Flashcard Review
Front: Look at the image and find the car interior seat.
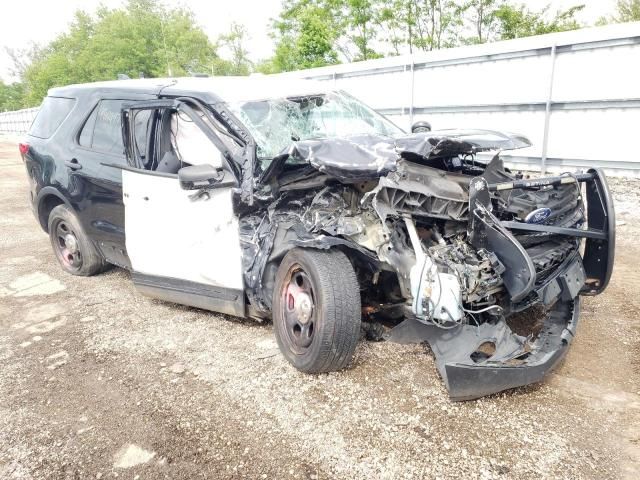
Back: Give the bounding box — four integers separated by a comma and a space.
153, 109, 182, 174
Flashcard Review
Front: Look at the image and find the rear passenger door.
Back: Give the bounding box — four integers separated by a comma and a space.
70, 95, 155, 268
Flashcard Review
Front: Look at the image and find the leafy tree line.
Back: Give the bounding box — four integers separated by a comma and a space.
1, 0, 639, 110
257, 0, 588, 72
1, 0, 252, 109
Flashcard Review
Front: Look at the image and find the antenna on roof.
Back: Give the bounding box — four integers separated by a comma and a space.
117, 74, 131, 80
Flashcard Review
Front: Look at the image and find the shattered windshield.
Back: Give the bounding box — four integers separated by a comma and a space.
226, 91, 404, 160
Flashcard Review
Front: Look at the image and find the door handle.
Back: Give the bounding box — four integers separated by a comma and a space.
65, 158, 82, 170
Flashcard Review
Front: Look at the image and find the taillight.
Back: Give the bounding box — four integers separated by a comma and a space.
18, 143, 30, 155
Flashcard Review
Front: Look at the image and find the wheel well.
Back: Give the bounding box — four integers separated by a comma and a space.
38, 195, 65, 232
260, 245, 372, 310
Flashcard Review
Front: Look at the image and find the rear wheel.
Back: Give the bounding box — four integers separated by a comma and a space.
272, 248, 361, 373
48, 204, 106, 276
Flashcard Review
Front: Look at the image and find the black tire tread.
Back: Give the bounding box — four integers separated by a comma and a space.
273, 248, 361, 374
312, 249, 361, 372
48, 204, 107, 277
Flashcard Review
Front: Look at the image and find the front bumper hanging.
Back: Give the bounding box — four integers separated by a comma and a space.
389, 297, 580, 401
387, 168, 615, 401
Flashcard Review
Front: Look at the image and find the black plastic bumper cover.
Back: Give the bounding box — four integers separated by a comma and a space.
581, 168, 615, 295
386, 168, 613, 401
388, 298, 579, 401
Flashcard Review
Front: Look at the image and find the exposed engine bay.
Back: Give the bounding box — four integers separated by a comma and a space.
121, 90, 614, 400
237, 130, 615, 400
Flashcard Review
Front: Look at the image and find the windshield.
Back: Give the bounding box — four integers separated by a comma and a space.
226, 91, 404, 160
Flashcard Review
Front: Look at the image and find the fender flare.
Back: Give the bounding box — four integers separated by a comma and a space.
35, 187, 74, 232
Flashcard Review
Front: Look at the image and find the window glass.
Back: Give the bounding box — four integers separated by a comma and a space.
133, 110, 152, 163
79, 100, 151, 159
29, 97, 75, 139
78, 105, 98, 147
91, 100, 126, 155
226, 91, 403, 160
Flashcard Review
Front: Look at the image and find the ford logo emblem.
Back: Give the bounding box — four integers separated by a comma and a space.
525, 207, 552, 224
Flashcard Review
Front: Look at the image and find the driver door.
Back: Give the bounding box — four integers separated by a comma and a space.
120, 101, 245, 317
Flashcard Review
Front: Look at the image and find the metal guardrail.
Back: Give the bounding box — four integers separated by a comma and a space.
378, 98, 640, 115
285, 23, 640, 177
2, 25, 639, 177
0, 107, 39, 135
304, 35, 640, 81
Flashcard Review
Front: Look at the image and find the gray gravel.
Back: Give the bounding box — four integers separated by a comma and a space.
1, 140, 639, 479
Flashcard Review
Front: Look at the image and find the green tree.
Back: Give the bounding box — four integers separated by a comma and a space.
376, 0, 415, 54
615, 0, 640, 20
377, 1, 465, 54
464, 0, 503, 44
598, 0, 640, 24
414, 1, 465, 50
21, 0, 219, 105
268, 0, 341, 72
495, 3, 584, 40
0, 81, 27, 111
268, 0, 383, 69
343, 0, 383, 60
213, 23, 253, 75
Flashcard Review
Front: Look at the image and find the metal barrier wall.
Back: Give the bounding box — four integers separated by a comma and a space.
0, 107, 39, 135
279, 22, 640, 177
2, 22, 639, 176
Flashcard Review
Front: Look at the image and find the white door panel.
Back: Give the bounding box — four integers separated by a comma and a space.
122, 169, 244, 290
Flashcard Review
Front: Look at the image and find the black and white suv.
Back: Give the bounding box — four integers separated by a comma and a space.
20, 77, 615, 400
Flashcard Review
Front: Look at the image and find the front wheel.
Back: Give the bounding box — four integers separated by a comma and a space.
272, 248, 361, 373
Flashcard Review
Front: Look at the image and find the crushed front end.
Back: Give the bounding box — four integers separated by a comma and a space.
241, 129, 615, 400
381, 159, 615, 400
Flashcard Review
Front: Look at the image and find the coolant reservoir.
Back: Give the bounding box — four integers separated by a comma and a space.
410, 256, 463, 322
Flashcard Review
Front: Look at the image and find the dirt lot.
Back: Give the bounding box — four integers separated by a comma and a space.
0, 139, 639, 480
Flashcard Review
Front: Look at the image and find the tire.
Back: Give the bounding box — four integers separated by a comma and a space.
272, 248, 361, 373
47, 204, 107, 276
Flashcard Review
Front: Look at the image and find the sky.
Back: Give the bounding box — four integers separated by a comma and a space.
0, 0, 619, 82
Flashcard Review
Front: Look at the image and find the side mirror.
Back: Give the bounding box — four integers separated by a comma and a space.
178, 164, 224, 190
411, 121, 432, 133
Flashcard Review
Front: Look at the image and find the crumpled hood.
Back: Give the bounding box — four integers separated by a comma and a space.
286, 129, 531, 180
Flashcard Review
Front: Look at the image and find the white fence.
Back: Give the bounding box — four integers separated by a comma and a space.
279, 22, 640, 177
0, 107, 39, 135
2, 22, 639, 176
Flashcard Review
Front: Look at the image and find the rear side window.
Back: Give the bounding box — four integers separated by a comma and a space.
79, 100, 126, 155
29, 97, 75, 139
79, 100, 150, 157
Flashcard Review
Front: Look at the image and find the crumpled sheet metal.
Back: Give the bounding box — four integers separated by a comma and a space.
424, 129, 532, 154
287, 134, 400, 180
387, 298, 579, 401
286, 130, 531, 180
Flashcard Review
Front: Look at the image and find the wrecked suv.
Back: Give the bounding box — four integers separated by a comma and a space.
21, 77, 615, 400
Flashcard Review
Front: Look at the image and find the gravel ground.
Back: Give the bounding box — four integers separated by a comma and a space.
1, 139, 639, 479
